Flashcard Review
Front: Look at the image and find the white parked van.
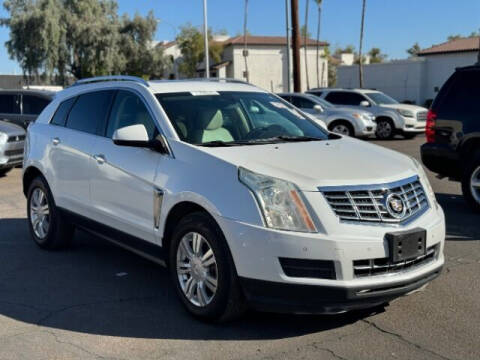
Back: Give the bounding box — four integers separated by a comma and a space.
23, 76, 445, 321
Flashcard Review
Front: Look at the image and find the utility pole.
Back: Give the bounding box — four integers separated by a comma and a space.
203, 0, 210, 78
358, 0, 366, 88
285, 0, 291, 92
291, 0, 301, 92
243, 0, 249, 82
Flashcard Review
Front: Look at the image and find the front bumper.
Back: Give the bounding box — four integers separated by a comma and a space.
217, 196, 445, 313
401, 116, 426, 133
0, 140, 24, 169
240, 266, 442, 313
354, 120, 377, 137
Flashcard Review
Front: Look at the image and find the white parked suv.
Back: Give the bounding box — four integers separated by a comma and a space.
23, 76, 445, 321
308, 88, 428, 140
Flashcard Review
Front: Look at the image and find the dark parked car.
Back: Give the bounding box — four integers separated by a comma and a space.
0, 89, 53, 129
421, 65, 480, 211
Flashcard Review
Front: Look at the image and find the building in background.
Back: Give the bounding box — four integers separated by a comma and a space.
163, 35, 329, 93
336, 37, 480, 106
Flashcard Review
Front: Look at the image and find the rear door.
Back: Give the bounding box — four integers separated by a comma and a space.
90, 90, 161, 243
0, 93, 22, 127
54, 90, 115, 217
432, 69, 480, 149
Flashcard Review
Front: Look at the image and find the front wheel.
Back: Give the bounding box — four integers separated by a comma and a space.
375, 118, 395, 140
462, 151, 480, 212
169, 212, 246, 322
329, 121, 354, 137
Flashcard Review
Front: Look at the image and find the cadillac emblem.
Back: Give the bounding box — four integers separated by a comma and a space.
385, 193, 406, 219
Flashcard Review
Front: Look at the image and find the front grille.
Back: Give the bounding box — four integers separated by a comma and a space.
321, 176, 429, 224
353, 245, 438, 277
4, 149, 23, 156
416, 111, 427, 121
7, 135, 25, 143
279, 258, 336, 279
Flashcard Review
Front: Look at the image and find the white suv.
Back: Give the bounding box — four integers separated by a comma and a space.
308, 88, 428, 140
23, 76, 445, 321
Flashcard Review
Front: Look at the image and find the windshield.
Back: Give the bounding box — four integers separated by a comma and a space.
365, 92, 398, 105
305, 94, 334, 109
155, 91, 330, 146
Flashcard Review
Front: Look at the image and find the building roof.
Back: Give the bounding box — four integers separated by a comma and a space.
418, 37, 480, 56
223, 35, 328, 47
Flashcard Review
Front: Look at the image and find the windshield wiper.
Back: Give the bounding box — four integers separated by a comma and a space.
268, 135, 324, 142
198, 140, 256, 147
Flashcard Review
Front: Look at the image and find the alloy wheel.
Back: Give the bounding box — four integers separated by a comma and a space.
30, 188, 50, 239
332, 124, 351, 136
470, 166, 480, 204
377, 120, 392, 138
176, 232, 218, 307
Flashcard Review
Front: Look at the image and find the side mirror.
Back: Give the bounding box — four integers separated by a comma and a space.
250, 105, 261, 114
112, 124, 168, 154
313, 104, 324, 113
360, 100, 371, 107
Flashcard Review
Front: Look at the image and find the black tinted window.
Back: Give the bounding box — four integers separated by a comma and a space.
23, 95, 50, 115
106, 91, 157, 139
291, 96, 315, 109
51, 97, 76, 127
435, 70, 480, 123
325, 91, 366, 105
0, 94, 21, 114
66, 91, 114, 135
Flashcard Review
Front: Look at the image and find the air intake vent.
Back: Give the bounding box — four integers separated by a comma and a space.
279, 258, 336, 279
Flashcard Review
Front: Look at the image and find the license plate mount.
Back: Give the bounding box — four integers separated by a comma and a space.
386, 228, 426, 263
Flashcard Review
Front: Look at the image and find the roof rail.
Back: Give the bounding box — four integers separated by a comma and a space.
73, 75, 149, 87
182, 77, 250, 85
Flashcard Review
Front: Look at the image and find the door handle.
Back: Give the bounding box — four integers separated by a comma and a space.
93, 154, 106, 165
52, 137, 60, 146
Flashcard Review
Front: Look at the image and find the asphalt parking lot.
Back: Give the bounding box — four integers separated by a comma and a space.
0, 136, 478, 360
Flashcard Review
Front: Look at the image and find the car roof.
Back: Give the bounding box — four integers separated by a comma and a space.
148, 79, 266, 94
320, 88, 381, 94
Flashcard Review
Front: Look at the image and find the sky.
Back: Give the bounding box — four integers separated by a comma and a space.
0, 0, 479, 74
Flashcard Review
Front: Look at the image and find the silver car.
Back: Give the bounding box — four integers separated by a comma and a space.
0, 120, 25, 176
278, 93, 376, 138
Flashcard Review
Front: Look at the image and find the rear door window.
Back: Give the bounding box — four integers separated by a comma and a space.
325, 91, 366, 106
23, 95, 50, 115
0, 94, 21, 114
65, 91, 115, 135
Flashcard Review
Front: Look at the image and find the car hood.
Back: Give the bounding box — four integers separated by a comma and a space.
0, 120, 25, 137
381, 104, 427, 112
200, 137, 417, 191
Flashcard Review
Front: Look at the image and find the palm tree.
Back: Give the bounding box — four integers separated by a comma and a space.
358, 0, 366, 88
304, 0, 310, 90
315, 0, 322, 88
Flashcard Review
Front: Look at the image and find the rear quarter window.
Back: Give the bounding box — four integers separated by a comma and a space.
51, 97, 76, 127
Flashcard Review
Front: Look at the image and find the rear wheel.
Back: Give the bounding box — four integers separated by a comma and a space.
375, 118, 395, 140
329, 121, 354, 137
462, 151, 480, 212
169, 212, 246, 322
27, 177, 74, 249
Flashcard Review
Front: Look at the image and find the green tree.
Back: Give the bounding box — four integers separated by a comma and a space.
447, 34, 462, 41
407, 42, 421, 57
368, 47, 386, 63
176, 24, 223, 78
118, 11, 168, 78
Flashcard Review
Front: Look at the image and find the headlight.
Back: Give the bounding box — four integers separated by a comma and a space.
0, 133, 7, 144
411, 157, 436, 205
239, 167, 317, 232
352, 113, 361, 119
396, 109, 415, 118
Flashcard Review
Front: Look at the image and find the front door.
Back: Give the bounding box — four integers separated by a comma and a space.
90, 90, 161, 243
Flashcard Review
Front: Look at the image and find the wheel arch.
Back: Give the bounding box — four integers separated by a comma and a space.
23, 166, 48, 197
328, 119, 355, 133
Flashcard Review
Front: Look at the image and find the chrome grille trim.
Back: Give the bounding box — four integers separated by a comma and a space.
353, 245, 438, 277
320, 176, 429, 224
416, 111, 428, 121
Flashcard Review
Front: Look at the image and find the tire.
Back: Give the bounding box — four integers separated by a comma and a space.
403, 133, 417, 140
461, 151, 480, 213
0, 168, 12, 177
375, 118, 395, 140
169, 212, 247, 322
329, 121, 354, 137
27, 176, 74, 249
